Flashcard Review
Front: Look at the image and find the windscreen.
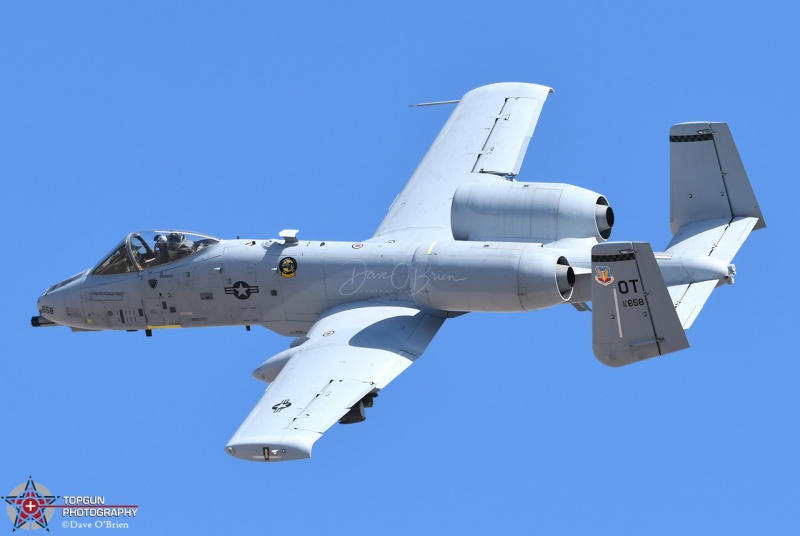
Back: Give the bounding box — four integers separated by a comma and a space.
92, 231, 220, 275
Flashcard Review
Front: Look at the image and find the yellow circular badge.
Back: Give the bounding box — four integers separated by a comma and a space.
279, 257, 297, 278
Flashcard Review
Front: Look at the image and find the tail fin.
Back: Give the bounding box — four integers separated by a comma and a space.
591, 242, 689, 366
662, 122, 766, 328
590, 123, 765, 366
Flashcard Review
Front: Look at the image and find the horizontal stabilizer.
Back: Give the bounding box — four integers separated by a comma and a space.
666, 280, 717, 329
592, 242, 689, 366
664, 216, 759, 328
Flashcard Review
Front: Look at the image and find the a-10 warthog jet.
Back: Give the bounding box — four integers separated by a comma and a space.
33, 83, 765, 462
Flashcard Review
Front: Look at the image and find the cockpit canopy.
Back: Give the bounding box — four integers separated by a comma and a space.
93, 230, 220, 276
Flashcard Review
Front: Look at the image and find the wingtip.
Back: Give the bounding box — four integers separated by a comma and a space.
225, 430, 318, 462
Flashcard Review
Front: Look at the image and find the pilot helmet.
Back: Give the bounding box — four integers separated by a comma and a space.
154, 234, 167, 247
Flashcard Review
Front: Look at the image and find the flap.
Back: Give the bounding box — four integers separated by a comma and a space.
472, 96, 546, 177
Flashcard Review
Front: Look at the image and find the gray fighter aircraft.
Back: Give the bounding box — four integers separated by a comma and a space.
33, 83, 765, 462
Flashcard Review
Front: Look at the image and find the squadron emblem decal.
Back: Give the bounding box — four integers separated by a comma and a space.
279, 257, 298, 278
594, 266, 615, 286
225, 281, 260, 300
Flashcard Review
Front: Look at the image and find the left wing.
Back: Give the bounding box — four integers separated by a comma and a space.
225, 301, 445, 462
372, 82, 553, 243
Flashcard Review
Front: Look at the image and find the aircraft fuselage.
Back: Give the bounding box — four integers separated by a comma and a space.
36, 235, 581, 337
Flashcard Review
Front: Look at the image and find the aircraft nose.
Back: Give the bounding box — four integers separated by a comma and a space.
33, 271, 87, 328
36, 291, 60, 322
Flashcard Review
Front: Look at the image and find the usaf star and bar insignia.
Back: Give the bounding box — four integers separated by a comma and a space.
225, 281, 260, 300
224, 257, 298, 301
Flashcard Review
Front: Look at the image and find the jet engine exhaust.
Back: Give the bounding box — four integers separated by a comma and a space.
556, 256, 576, 298
595, 201, 614, 239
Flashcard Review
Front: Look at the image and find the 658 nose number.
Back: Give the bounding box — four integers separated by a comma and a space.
40, 306, 54, 315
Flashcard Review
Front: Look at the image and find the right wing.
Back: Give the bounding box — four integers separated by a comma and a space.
372, 82, 553, 243
225, 301, 445, 462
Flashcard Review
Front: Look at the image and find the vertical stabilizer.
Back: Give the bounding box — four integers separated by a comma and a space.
670, 122, 765, 234
592, 242, 689, 367
664, 122, 765, 328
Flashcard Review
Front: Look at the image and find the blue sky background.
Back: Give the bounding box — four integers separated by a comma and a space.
2, 2, 798, 534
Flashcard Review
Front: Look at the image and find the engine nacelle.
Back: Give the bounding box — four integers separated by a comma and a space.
410, 241, 575, 312
451, 180, 614, 243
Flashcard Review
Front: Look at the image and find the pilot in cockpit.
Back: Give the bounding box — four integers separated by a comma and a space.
154, 234, 170, 263
140, 232, 198, 268
167, 232, 193, 260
